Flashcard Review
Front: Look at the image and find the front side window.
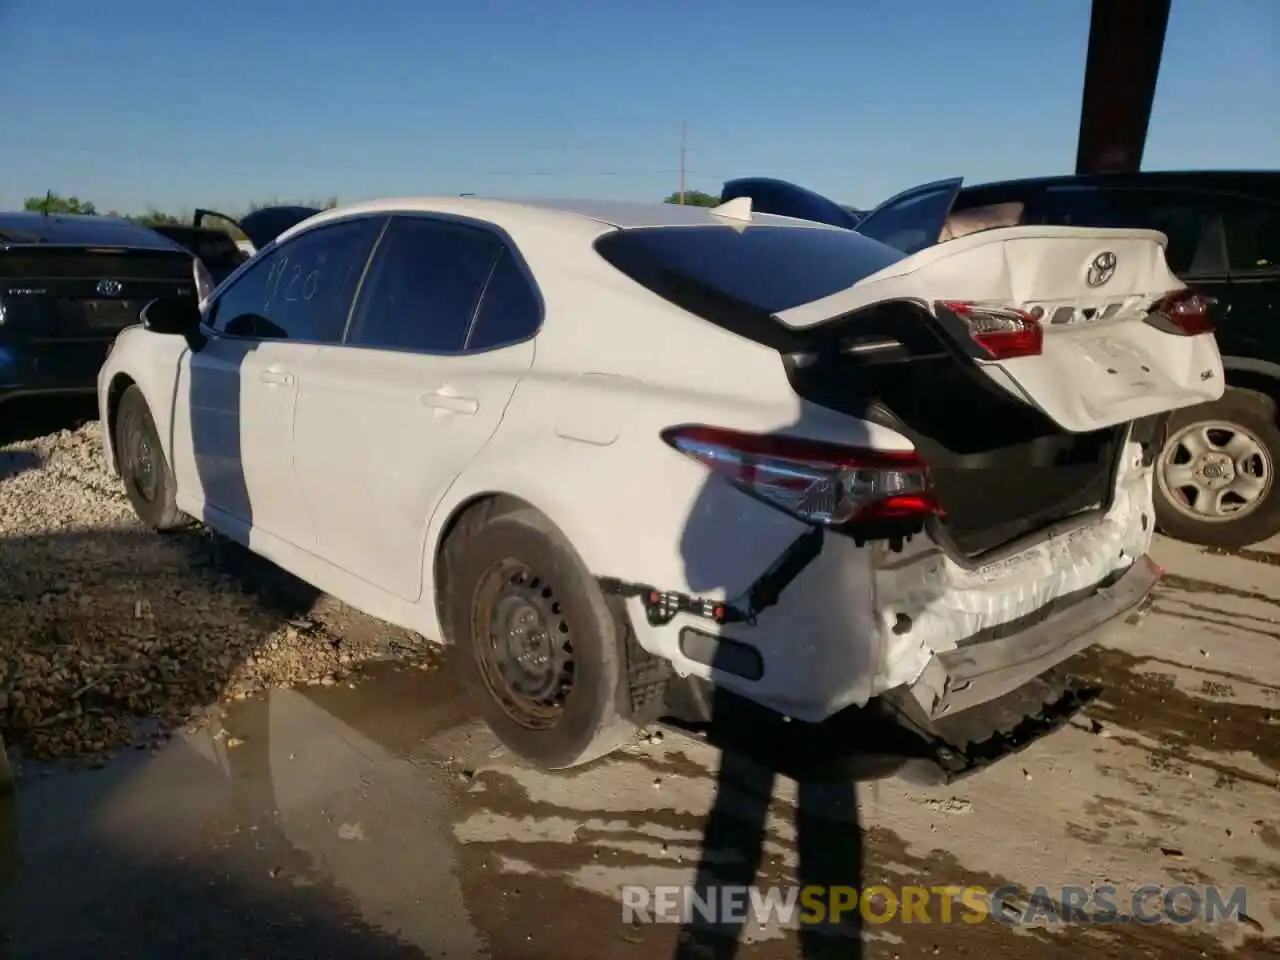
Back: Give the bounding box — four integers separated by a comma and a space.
208, 216, 383, 341
346, 216, 503, 353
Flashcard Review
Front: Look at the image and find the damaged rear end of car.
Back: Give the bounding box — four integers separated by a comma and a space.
591, 204, 1222, 771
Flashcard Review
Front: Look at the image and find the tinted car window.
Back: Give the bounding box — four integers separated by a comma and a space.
347, 216, 502, 353
1224, 203, 1280, 272
1043, 188, 1209, 275
466, 248, 541, 351
155, 227, 245, 271
210, 217, 382, 341
855, 181, 962, 255
595, 224, 902, 315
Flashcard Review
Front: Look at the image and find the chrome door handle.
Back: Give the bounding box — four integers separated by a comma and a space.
259, 370, 294, 386
419, 391, 479, 415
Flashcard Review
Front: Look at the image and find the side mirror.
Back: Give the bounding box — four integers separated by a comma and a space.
140, 298, 202, 337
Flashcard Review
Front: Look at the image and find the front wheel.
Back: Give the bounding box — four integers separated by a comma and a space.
115, 385, 189, 531
443, 507, 638, 769
1153, 388, 1280, 549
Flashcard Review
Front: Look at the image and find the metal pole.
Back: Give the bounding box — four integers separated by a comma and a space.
679, 122, 687, 204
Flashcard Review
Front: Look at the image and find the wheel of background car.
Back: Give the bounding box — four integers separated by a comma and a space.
115, 385, 188, 532
1153, 388, 1280, 549
443, 506, 637, 769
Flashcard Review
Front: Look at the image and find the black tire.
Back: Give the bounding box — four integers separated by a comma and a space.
443, 507, 636, 769
115, 385, 189, 531
1153, 387, 1280, 549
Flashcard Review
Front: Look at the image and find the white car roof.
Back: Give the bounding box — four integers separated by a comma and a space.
272, 195, 839, 247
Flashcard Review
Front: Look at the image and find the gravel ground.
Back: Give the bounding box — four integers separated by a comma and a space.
0, 407, 435, 762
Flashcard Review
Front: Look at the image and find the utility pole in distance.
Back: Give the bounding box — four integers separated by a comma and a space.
678, 122, 687, 204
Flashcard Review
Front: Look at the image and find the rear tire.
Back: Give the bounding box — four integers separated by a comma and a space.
115, 385, 189, 531
1154, 388, 1280, 549
443, 507, 637, 769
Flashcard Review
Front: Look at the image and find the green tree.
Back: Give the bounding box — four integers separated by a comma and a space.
22, 192, 98, 216
134, 207, 184, 226
662, 190, 720, 207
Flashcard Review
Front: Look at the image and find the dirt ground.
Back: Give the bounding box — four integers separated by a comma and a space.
1, 399, 1277, 958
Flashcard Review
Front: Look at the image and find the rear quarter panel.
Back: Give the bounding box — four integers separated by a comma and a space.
419, 245, 914, 637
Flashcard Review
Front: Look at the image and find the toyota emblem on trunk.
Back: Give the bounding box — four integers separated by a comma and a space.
1086, 251, 1117, 287
96, 279, 123, 296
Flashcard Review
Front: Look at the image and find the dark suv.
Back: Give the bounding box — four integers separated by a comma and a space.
726, 171, 1280, 549
0, 212, 200, 407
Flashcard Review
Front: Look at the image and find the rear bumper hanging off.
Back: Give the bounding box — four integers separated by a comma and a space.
905, 553, 1162, 721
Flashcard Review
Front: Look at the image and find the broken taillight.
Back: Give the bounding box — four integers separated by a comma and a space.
660, 425, 944, 526
936, 300, 1044, 360
1148, 289, 1215, 336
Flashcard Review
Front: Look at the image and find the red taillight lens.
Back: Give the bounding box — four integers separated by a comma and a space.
661, 425, 945, 526
1149, 289, 1215, 336
936, 301, 1043, 360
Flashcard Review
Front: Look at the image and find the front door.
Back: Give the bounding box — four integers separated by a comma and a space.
178, 214, 385, 550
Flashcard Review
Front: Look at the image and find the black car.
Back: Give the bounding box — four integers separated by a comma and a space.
725, 170, 1280, 549
147, 205, 325, 287
147, 222, 247, 287
0, 212, 200, 407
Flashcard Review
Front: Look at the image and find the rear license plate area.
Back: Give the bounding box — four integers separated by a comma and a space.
55, 299, 142, 331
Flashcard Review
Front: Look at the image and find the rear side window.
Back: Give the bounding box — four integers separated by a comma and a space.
1223, 203, 1280, 272
595, 225, 901, 316
347, 216, 502, 353
466, 248, 542, 351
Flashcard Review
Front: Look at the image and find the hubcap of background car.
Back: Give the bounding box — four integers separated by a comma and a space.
474, 560, 574, 729
1158, 419, 1272, 522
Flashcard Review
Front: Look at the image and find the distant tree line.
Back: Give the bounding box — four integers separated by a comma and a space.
20, 192, 340, 241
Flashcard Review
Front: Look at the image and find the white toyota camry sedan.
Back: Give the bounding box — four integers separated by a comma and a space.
97, 194, 1223, 770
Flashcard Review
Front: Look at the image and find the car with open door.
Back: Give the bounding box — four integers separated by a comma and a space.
151, 206, 324, 295
97, 195, 1220, 773
726, 171, 1280, 549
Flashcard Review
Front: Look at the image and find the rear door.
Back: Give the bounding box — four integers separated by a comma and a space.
294, 214, 539, 601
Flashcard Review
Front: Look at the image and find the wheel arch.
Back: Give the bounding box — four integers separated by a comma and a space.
428, 491, 582, 643
104, 371, 140, 475
1221, 356, 1280, 415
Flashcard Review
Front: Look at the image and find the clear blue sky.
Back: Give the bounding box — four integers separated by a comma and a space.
1, 0, 1275, 214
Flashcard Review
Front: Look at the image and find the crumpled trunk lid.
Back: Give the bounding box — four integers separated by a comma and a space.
777, 224, 1224, 434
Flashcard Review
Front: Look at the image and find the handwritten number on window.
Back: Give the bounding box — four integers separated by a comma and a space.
264, 256, 288, 310
284, 263, 303, 301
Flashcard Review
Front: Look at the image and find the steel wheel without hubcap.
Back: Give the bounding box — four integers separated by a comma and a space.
472, 559, 575, 730
1158, 419, 1274, 523
126, 428, 160, 505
